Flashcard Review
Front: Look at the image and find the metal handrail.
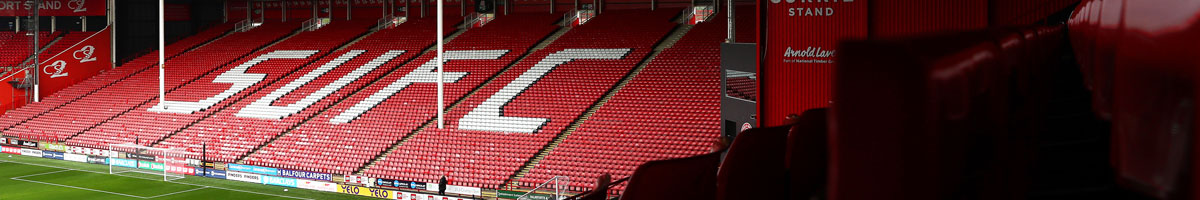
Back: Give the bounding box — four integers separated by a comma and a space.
462, 13, 479, 29
234, 19, 264, 32
562, 176, 630, 200
518, 176, 570, 200
678, 7, 694, 24
375, 16, 392, 31
560, 10, 577, 27
301, 18, 329, 31
234, 19, 251, 32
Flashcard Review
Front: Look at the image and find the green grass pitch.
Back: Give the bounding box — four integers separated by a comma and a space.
0, 155, 382, 200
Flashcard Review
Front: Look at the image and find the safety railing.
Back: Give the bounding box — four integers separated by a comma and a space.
302, 18, 331, 31
233, 19, 262, 32
560, 10, 577, 27
375, 16, 392, 31
562, 176, 630, 200
678, 7, 694, 24
518, 176, 569, 200
462, 13, 480, 29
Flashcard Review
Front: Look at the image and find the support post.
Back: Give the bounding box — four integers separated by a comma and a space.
436, 0, 444, 129
109, 0, 115, 68
82, 16, 87, 31
50, 16, 55, 33
346, 0, 352, 20
283, 0, 288, 22
32, 0, 40, 103
726, 0, 733, 42
246, 1, 252, 22
158, 0, 165, 106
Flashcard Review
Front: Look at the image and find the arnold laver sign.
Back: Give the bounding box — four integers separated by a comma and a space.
783, 46, 836, 63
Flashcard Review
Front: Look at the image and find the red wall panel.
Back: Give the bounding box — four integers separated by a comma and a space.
869, 0, 988, 38
757, 0, 1082, 127
758, 0, 867, 127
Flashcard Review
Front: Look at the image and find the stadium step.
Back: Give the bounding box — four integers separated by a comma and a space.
235, 24, 392, 163
354, 25, 573, 178
503, 23, 694, 190
1, 27, 236, 135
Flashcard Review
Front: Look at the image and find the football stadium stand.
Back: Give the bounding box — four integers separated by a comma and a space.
0, 7, 713, 195
5, 1, 1199, 200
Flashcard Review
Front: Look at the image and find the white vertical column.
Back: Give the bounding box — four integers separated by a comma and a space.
109, 0, 115, 68
726, 0, 733, 43
436, 0, 445, 129
159, 0, 166, 105
33, 0, 40, 103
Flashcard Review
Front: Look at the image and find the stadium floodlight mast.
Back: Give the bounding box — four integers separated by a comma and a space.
158, 0, 166, 105
437, 0, 445, 129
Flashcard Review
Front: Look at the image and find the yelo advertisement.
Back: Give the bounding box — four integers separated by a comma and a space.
338, 184, 393, 199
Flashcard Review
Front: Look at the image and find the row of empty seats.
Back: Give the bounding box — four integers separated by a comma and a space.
0, 31, 57, 67
242, 18, 445, 174
364, 9, 679, 189
360, 13, 562, 188
34, 22, 299, 147
519, 11, 724, 193
1, 9, 730, 195
36, 31, 93, 64
0, 23, 235, 136
152, 20, 375, 163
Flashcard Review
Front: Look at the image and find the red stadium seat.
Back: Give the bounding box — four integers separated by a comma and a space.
832, 27, 1061, 200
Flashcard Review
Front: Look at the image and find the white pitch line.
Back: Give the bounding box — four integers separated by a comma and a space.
0, 160, 314, 200
10, 176, 150, 199
146, 186, 209, 199
10, 169, 70, 179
